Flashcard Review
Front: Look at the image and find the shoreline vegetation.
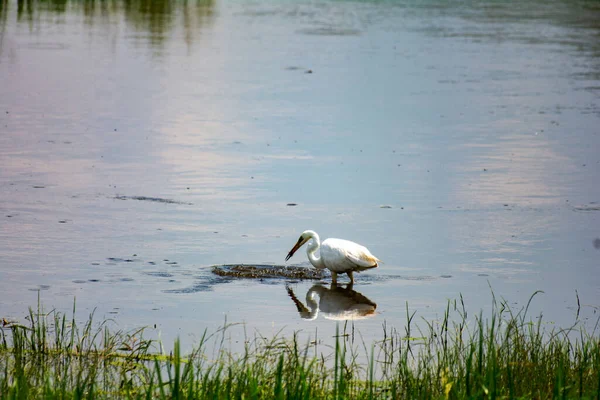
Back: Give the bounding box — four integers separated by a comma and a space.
1, 293, 599, 399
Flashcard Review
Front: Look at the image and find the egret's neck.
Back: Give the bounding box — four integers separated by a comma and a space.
306, 233, 326, 270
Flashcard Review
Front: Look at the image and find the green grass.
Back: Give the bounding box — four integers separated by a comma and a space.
1, 292, 599, 399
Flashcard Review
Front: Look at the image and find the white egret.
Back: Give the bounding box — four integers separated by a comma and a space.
285, 230, 380, 284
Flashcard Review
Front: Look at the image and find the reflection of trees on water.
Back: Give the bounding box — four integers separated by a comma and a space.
121, 0, 215, 49
0, 0, 7, 57
124, 0, 176, 48
2, 0, 215, 51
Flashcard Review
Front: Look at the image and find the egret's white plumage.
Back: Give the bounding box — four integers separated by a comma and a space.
285, 230, 379, 284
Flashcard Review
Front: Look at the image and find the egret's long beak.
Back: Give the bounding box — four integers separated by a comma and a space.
285, 238, 304, 262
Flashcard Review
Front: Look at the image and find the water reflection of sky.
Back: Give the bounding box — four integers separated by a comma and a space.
1, 0, 599, 348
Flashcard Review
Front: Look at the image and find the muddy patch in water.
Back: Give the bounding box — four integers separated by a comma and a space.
212, 264, 325, 280
210, 265, 440, 284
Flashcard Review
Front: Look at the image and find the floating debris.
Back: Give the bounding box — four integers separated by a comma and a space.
572, 204, 600, 212
212, 264, 324, 280
145, 271, 174, 278
107, 257, 141, 263
114, 195, 192, 205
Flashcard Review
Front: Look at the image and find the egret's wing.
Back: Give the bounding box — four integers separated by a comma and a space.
344, 246, 379, 269
323, 238, 379, 270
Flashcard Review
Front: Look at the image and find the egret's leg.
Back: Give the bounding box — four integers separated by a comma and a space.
331, 271, 338, 284
347, 271, 354, 285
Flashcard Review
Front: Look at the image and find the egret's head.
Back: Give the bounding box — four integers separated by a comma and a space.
285, 231, 313, 261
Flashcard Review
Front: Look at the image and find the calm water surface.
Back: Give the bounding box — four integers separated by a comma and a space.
1, 0, 599, 349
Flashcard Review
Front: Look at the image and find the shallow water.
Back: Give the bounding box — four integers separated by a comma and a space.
1, 0, 599, 350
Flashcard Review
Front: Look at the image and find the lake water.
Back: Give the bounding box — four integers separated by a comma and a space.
1, 0, 599, 351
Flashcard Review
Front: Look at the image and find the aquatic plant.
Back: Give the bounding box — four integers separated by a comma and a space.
1, 292, 598, 399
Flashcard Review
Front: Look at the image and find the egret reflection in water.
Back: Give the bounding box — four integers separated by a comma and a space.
286, 283, 377, 321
